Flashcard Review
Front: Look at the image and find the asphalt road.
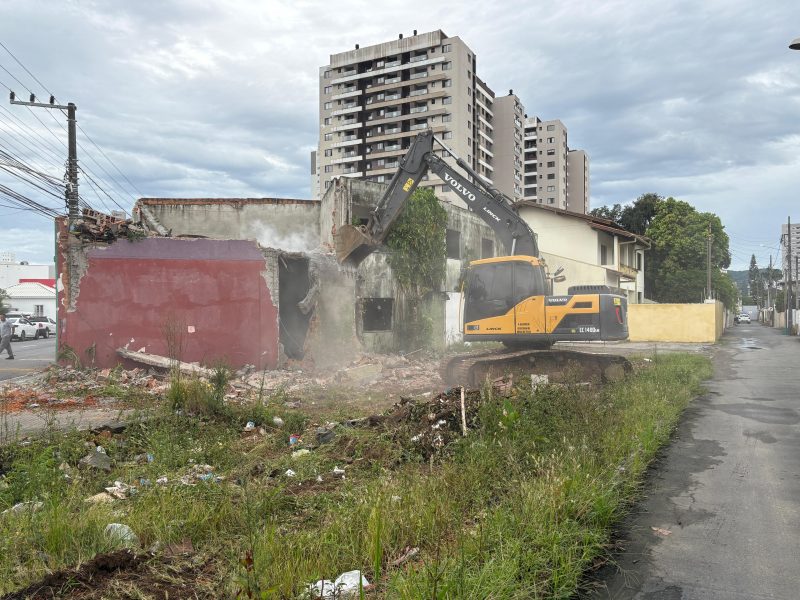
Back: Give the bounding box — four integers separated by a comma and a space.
590, 323, 800, 599
0, 336, 56, 381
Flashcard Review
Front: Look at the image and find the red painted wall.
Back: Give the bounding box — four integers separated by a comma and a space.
58, 233, 279, 370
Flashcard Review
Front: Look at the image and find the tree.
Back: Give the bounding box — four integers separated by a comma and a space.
0, 288, 7, 315
589, 193, 663, 235
748, 254, 760, 303
619, 193, 662, 236
645, 197, 736, 308
385, 187, 447, 350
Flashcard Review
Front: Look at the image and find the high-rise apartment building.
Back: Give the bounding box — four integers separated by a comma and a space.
567, 149, 589, 213
492, 91, 525, 202
314, 30, 589, 213
521, 117, 589, 213
314, 30, 494, 207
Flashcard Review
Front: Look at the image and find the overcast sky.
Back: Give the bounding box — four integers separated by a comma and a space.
0, 0, 798, 270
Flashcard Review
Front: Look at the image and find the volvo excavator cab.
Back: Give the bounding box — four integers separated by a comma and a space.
462, 256, 628, 347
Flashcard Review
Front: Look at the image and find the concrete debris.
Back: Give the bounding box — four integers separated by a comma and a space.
105, 481, 136, 499
1, 365, 165, 414
79, 450, 112, 473
73, 208, 146, 243
315, 427, 335, 445
242, 352, 441, 397
2, 501, 44, 516
116, 348, 214, 377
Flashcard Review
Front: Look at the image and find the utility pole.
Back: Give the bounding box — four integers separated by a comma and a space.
706, 222, 712, 300
9, 92, 79, 224
768, 255, 773, 325
788, 217, 793, 335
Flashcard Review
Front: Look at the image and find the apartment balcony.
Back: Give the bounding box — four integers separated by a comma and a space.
332, 105, 362, 116
409, 122, 429, 131
331, 55, 445, 84
476, 99, 494, 117
618, 263, 639, 280
478, 158, 493, 171
409, 71, 428, 80
478, 129, 492, 144
409, 88, 428, 97
365, 147, 405, 160
333, 121, 363, 132
331, 89, 361, 100
332, 154, 363, 165
409, 54, 428, 63
409, 105, 428, 114
367, 125, 447, 144
332, 138, 362, 148
367, 106, 448, 128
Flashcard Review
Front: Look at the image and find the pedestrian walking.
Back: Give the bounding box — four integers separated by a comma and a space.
0, 314, 14, 360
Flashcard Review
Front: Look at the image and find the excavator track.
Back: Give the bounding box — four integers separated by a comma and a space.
442, 348, 632, 388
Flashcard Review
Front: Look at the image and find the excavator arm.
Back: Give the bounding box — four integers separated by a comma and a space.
335, 129, 538, 264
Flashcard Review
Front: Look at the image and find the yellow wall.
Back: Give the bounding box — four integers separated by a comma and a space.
628, 302, 725, 343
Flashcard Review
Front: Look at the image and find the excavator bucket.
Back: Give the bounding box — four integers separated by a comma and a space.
335, 223, 379, 265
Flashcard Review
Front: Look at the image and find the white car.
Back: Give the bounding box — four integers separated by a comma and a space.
8, 317, 40, 341
738, 313, 751, 324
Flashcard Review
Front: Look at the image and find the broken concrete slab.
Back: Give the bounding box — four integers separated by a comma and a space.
342, 363, 382, 383
116, 348, 214, 377
79, 451, 113, 473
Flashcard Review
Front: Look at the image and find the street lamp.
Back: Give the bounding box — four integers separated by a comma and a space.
791, 37, 800, 50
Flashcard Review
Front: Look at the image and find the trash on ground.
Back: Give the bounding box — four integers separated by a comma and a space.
104, 523, 140, 548
79, 450, 113, 473
651, 526, 672, 536
292, 448, 311, 458
85, 492, 115, 504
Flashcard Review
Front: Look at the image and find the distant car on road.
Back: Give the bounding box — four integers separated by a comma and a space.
738, 313, 751, 324
8, 316, 40, 341
27, 316, 55, 338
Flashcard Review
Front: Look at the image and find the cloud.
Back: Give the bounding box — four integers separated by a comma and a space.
0, 0, 798, 270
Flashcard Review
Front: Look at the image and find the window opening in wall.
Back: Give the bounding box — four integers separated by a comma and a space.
600, 244, 608, 265
362, 298, 393, 331
34, 305, 44, 316
481, 238, 494, 259
446, 229, 461, 259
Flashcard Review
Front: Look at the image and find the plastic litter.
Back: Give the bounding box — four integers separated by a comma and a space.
289, 434, 301, 445
307, 579, 335, 599
285, 469, 296, 477
272, 416, 285, 427
332, 466, 346, 477
156, 476, 168, 485
334, 570, 370, 595
105, 523, 140, 548
306, 571, 370, 599
244, 421, 256, 432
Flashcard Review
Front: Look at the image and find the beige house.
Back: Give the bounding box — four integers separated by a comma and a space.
516, 202, 649, 303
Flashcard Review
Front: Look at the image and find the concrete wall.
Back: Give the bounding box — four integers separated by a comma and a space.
57, 228, 280, 370
628, 301, 725, 343
137, 199, 321, 253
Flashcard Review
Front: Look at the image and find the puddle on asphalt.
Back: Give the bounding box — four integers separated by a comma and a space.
738, 338, 763, 350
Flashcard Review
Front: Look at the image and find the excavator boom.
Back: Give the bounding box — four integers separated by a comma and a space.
335, 129, 538, 265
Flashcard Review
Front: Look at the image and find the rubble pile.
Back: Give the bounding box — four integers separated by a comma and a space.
0, 365, 165, 413
243, 353, 443, 396
73, 208, 146, 242
365, 386, 488, 459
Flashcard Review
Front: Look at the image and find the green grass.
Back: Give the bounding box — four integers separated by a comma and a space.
0, 354, 711, 598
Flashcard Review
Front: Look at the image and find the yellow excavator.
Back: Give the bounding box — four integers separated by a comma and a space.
336, 130, 630, 386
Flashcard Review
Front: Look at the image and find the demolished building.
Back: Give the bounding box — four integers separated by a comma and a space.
56, 185, 500, 371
